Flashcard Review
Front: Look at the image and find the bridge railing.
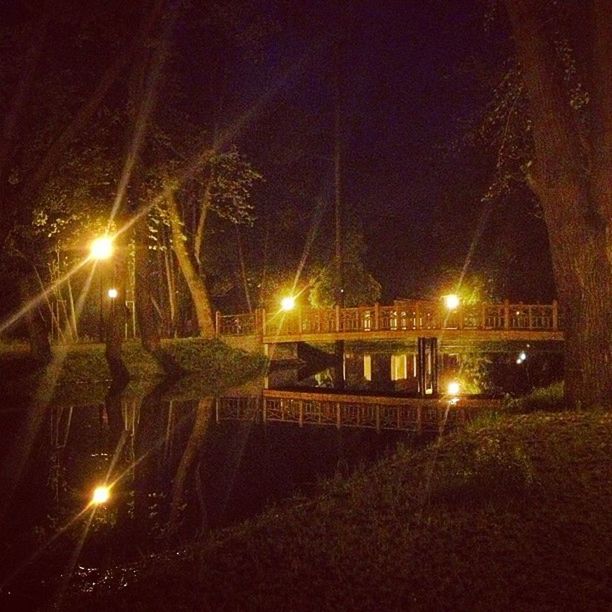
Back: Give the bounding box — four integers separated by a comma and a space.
216, 300, 560, 337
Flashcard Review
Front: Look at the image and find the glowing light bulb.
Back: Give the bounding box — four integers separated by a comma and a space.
90, 236, 113, 260
280, 296, 296, 311
443, 294, 460, 310
91, 485, 110, 505
107, 288, 118, 299
447, 381, 460, 396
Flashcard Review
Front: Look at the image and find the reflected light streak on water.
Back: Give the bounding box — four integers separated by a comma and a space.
52, 508, 97, 609
0, 265, 97, 527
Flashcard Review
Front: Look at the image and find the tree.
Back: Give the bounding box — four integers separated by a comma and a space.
160, 147, 261, 337
309, 225, 381, 307
502, 0, 611, 409
0, 1, 159, 363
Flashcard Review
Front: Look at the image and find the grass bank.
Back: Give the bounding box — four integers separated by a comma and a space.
73, 409, 611, 611
0, 339, 268, 403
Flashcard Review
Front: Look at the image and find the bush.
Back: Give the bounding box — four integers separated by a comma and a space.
504, 381, 564, 413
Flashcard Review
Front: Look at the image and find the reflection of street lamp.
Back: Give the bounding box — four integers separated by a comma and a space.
280, 296, 296, 311
443, 294, 460, 310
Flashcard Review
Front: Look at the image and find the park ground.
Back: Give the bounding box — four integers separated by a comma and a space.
67, 390, 611, 611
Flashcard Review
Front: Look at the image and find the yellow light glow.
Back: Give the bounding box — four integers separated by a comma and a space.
280, 296, 296, 311
107, 288, 118, 299
443, 294, 460, 310
91, 485, 110, 505
90, 236, 114, 260
447, 381, 461, 396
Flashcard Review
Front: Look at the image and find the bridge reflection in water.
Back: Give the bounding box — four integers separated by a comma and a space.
216, 390, 501, 434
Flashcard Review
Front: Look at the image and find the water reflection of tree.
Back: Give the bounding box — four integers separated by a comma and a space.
48, 406, 73, 506
166, 398, 213, 538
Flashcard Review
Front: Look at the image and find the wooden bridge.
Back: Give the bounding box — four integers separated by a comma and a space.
216, 299, 563, 345
214, 390, 502, 433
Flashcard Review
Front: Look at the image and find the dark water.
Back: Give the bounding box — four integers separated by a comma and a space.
0, 346, 561, 608
269, 345, 563, 397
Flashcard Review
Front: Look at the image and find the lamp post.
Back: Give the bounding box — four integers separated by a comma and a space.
90, 236, 114, 342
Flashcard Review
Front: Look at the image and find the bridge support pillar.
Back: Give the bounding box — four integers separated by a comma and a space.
417, 337, 439, 397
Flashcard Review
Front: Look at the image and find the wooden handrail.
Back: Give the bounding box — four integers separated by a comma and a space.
217, 300, 561, 337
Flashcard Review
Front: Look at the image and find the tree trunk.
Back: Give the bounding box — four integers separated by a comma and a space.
134, 213, 161, 352
19, 271, 51, 364
194, 182, 212, 269
505, 0, 612, 409
235, 224, 252, 312
105, 248, 129, 383
162, 229, 177, 336
166, 398, 212, 536
165, 187, 216, 337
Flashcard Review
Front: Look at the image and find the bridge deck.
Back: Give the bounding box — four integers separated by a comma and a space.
217, 300, 563, 344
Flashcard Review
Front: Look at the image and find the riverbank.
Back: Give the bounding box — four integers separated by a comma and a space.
72, 407, 611, 611
0, 339, 268, 403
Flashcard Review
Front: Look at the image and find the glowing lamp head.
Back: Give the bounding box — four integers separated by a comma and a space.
90, 236, 114, 260
107, 288, 118, 299
443, 294, 460, 310
280, 296, 296, 311
447, 381, 461, 397
91, 485, 110, 505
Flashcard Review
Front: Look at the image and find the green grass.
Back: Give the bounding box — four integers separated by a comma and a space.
504, 381, 565, 413
70, 410, 612, 611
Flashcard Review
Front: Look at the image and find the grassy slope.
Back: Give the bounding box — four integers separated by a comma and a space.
76, 410, 612, 611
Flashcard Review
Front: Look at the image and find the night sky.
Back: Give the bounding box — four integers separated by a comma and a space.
0, 0, 556, 314
217, 0, 555, 303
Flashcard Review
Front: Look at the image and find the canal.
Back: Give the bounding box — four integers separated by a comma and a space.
0, 345, 561, 607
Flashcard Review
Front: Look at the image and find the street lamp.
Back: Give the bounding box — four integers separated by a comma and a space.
447, 380, 461, 396
91, 485, 111, 505
90, 235, 114, 341
443, 294, 460, 310
280, 296, 296, 311
90, 236, 114, 260
107, 288, 118, 299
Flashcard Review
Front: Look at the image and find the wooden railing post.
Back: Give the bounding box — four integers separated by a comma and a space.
552, 300, 558, 329
503, 300, 509, 329
374, 302, 380, 331
415, 302, 421, 330
481, 302, 487, 329
215, 310, 221, 336
528, 305, 533, 329
261, 308, 267, 336
297, 307, 303, 334
335, 305, 341, 332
